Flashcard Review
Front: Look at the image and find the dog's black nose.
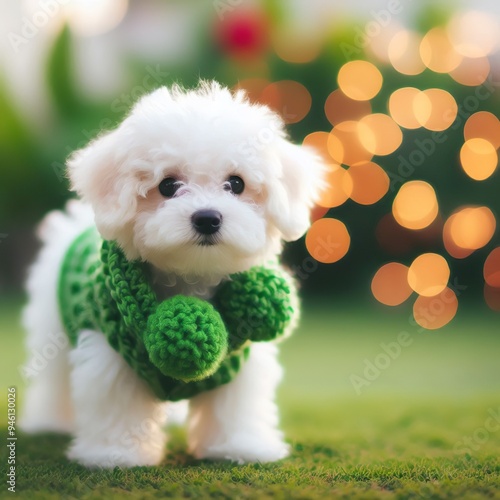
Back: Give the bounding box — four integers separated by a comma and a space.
191, 210, 222, 235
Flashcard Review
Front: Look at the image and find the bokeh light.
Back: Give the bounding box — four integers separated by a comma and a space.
357, 114, 403, 156
450, 56, 490, 86
413, 89, 458, 131
260, 80, 312, 124
420, 27, 462, 73
62, 0, 129, 36
393, 181, 439, 230
413, 287, 459, 330
484, 247, 500, 288
365, 22, 403, 63
311, 205, 329, 223
460, 138, 498, 181
371, 263, 413, 306
273, 28, 321, 64
449, 207, 496, 250
464, 112, 500, 149
484, 284, 500, 311
328, 121, 373, 166
389, 87, 422, 130
388, 30, 425, 75
347, 161, 389, 205
303, 131, 332, 162
215, 9, 269, 60
306, 218, 350, 264
324, 90, 371, 127
408, 253, 450, 297
447, 10, 500, 58
443, 213, 475, 259
337, 61, 383, 101
233, 78, 269, 103
317, 164, 353, 208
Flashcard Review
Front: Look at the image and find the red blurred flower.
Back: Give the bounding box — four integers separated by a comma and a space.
214, 10, 269, 61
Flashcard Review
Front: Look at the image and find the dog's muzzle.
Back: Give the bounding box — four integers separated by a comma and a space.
191, 209, 222, 236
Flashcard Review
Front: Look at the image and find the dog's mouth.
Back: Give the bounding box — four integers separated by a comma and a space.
196, 235, 219, 247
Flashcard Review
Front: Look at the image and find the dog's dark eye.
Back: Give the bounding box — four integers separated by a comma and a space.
159, 177, 180, 198
225, 175, 245, 195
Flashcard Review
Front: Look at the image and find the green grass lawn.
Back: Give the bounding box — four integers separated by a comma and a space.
1, 297, 499, 499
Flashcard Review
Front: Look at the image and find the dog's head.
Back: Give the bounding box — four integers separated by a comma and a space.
68, 81, 325, 277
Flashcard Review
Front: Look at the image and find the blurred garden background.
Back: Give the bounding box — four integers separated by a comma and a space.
1, 0, 500, 498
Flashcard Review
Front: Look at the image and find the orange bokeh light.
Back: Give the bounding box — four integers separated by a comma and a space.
324, 89, 371, 127
357, 114, 403, 156
389, 87, 422, 130
484, 247, 500, 288
371, 262, 413, 306
233, 78, 270, 104
443, 213, 474, 259
337, 61, 383, 101
460, 138, 498, 181
408, 253, 450, 297
260, 80, 312, 124
464, 112, 500, 149
449, 207, 496, 250
365, 22, 403, 63
450, 56, 490, 86
484, 284, 500, 312
348, 161, 389, 205
327, 121, 373, 166
420, 27, 462, 73
392, 181, 439, 230
303, 131, 332, 162
388, 30, 425, 75
413, 287, 458, 330
414, 89, 458, 132
317, 164, 353, 208
311, 205, 329, 223
305, 218, 350, 264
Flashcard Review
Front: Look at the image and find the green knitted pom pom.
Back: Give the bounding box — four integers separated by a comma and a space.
214, 266, 294, 348
144, 295, 228, 382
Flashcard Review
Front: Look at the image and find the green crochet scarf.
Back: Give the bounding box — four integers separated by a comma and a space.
57, 227, 296, 401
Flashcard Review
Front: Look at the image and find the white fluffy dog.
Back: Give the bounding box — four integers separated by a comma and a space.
20, 81, 324, 467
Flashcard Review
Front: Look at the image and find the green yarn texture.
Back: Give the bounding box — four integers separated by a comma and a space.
145, 296, 228, 382
58, 227, 296, 401
213, 267, 294, 350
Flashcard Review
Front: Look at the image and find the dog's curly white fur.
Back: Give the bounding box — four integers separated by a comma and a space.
20, 81, 325, 467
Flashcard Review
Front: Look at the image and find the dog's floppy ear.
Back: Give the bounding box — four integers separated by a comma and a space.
266, 139, 326, 242
67, 128, 137, 242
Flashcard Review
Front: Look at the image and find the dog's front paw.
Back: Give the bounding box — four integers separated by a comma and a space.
67, 440, 165, 468
191, 433, 290, 464
214, 267, 295, 347
144, 296, 228, 382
